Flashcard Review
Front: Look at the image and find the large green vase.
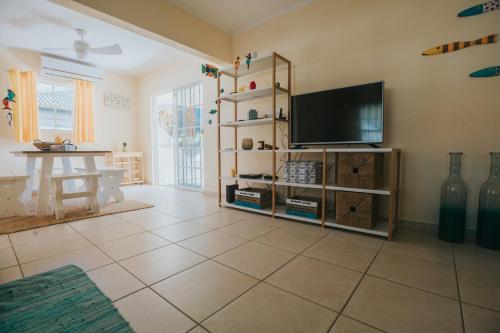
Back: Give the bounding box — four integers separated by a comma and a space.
476, 152, 500, 250
438, 153, 467, 243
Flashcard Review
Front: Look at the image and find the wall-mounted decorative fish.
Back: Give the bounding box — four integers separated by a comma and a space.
458, 0, 500, 17
470, 66, 500, 77
422, 34, 497, 55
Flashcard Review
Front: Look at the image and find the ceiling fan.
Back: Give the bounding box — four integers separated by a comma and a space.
44, 28, 122, 60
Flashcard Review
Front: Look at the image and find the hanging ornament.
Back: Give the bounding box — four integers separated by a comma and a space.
2, 88, 15, 126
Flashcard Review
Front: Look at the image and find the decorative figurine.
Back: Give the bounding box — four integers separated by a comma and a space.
201, 63, 219, 78
235, 56, 240, 71
245, 53, 252, 70
470, 66, 500, 77
458, 0, 500, 17
249, 81, 257, 90
421, 34, 497, 56
258, 141, 265, 150
230, 168, 237, 177
209, 109, 217, 114
2, 89, 15, 126
122, 142, 127, 152
220, 88, 225, 94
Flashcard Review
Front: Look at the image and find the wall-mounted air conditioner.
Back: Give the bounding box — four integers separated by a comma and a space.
40, 55, 103, 84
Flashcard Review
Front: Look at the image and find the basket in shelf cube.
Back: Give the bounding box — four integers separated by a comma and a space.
337, 153, 383, 189
234, 188, 272, 210
286, 196, 322, 219
336, 191, 379, 229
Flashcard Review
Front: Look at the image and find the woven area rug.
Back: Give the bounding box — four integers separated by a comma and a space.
0, 265, 134, 333
0, 200, 153, 234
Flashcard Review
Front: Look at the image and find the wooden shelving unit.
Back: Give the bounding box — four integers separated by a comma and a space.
105, 152, 144, 185
217, 53, 401, 240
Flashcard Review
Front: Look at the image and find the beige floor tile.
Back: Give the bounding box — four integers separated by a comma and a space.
255, 223, 328, 254
303, 236, 377, 272
116, 209, 182, 230
189, 326, 209, 333
267, 256, 362, 311
14, 233, 91, 264
0, 247, 18, 269
115, 288, 196, 333
344, 276, 462, 333
458, 268, 500, 312
21, 246, 113, 276
203, 283, 337, 333
151, 222, 212, 242
214, 241, 295, 279
329, 316, 383, 333
190, 211, 247, 229
0, 234, 11, 249
462, 303, 500, 333
0, 266, 23, 283
178, 231, 247, 257
164, 205, 219, 220
80, 221, 143, 244
329, 230, 384, 249
152, 260, 258, 321
97, 232, 170, 261
218, 217, 283, 240
87, 263, 145, 301
9, 224, 76, 246
119, 244, 205, 285
70, 215, 125, 232
382, 229, 453, 265
454, 242, 500, 276
368, 248, 458, 298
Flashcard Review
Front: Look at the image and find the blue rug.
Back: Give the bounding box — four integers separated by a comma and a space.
0, 265, 134, 333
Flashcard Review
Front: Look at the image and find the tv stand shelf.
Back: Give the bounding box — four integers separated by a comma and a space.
216, 52, 401, 240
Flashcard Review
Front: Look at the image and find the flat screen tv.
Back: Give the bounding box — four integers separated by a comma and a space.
290, 81, 384, 145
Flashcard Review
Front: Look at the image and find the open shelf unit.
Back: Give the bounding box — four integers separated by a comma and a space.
217, 52, 401, 239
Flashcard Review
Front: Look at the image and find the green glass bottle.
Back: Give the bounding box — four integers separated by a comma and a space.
438, 153, 467, 243
476, 152, 500, 250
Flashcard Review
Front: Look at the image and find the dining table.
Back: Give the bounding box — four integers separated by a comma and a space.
12, 150, 111, 216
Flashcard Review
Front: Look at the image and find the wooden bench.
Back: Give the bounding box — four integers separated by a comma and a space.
0, 176, 29, 217
76, 167, 126, 205
47, 172, 101, 220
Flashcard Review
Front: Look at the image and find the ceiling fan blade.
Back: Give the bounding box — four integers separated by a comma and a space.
88, 44, 122, 55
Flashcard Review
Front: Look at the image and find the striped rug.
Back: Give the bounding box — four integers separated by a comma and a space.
0, 265, 134, 333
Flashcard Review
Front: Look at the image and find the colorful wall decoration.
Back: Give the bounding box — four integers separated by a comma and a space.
421, 34, 497, 55
458, 0, 500, 17
470, 66, 500, 77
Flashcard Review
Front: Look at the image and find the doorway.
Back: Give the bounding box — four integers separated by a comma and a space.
152, 82, 203, 189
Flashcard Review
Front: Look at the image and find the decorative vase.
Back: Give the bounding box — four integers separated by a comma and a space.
122, 142, 127, 152
438, 152, 467, 243
241, 138, 253, 150
476, 152, 500, 250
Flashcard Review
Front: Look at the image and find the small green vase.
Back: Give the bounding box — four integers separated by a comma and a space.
438, 153, 467, 243
476, 152, 500, 250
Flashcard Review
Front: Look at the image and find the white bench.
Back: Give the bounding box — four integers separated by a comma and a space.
0, 176, 29, 217
76, 167, 126, 205
47, 172, 101, 220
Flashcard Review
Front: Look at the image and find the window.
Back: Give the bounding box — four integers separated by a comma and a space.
37, 82, 75, 131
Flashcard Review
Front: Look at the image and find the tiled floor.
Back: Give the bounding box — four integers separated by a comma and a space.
1, 185, 500, 333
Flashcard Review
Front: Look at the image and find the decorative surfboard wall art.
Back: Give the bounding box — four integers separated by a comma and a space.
422, 33, 497, 55
470, 66, 500, 77
458, 0, 500, 17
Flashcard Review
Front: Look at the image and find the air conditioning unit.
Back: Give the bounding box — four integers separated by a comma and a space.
40, 55, 103, 84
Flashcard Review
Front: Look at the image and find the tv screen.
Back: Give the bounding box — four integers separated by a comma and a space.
291, 81, 384, 145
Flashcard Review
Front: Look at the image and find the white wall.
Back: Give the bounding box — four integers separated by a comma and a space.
137, 56, 218, 192
0, 47, 140, 174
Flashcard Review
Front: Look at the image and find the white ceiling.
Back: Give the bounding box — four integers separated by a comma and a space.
170, 0, 311, 33
0, 0, 189, 77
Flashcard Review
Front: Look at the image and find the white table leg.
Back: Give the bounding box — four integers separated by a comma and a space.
61, 157, 77, 192
84, 156, 97, 172
23, 157, 36, 202
36, 156, 54, 216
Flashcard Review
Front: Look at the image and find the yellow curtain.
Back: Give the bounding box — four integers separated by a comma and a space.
74, 79, 95, 143
7, 69, 40, 143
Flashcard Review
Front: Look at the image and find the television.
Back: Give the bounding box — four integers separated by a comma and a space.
290, 81, 384, 145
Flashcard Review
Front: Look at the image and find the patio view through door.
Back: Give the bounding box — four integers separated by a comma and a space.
153, 82, 203, 189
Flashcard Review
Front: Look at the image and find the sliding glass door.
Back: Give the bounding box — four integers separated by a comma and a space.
152, 82, 203, 189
